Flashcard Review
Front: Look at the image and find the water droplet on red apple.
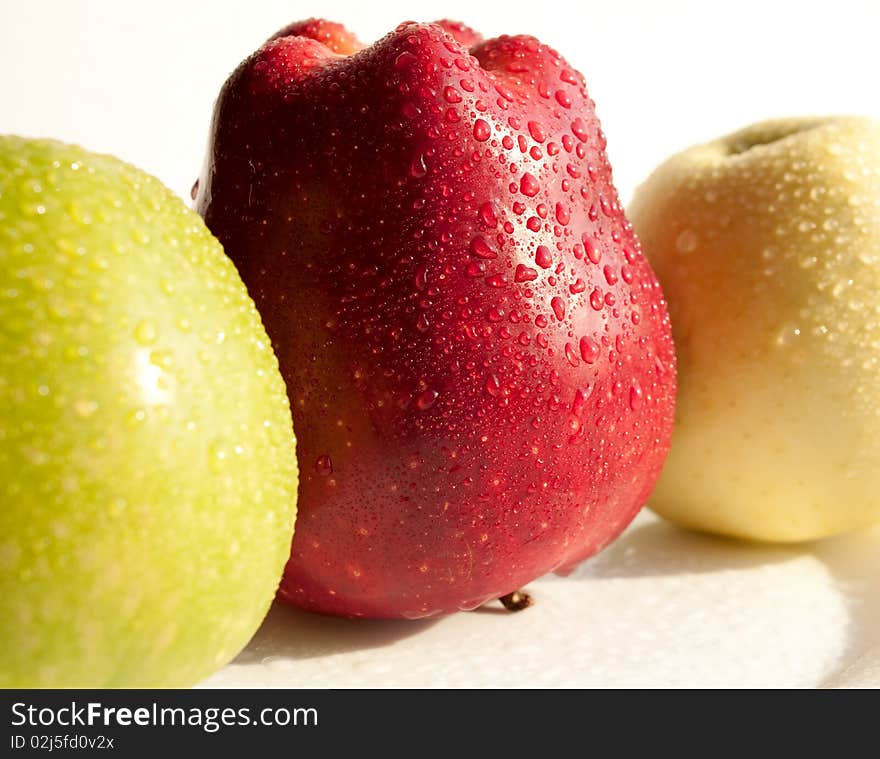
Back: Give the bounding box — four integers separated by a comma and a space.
519, 173, 540, 197
527, 121, 546, 143
479, 202, 497, 228
401, 100, 420, 119
410, 153, 428, 178
629, 381, 644, 411
473, 119, 491, 141
470, 236, 497, 259
572, 386, 592, 414
555, 203, 570, 225
570, 118, 588, 142
535, 245, 552, 268
485, 374, 501, 397
395, 50, 418, 70
466, 260, 486, 277
584, 236, 601, 264
515, 264, 538, 282
579, 336, 600, 363
551, 296, 566, 320
555, 89, 572, 108
416, 388, 439, 410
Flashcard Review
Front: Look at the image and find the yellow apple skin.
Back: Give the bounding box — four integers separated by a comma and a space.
629, 117, 880, 542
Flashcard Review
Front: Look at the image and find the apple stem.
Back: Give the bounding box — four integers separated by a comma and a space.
499, 590, 533, 612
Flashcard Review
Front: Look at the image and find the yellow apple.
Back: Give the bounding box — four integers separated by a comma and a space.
629, 116, 880, 542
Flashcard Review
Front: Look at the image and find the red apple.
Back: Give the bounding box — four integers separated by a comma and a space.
196, 19, 676, 618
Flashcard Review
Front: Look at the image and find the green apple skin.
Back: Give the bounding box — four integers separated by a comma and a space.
629, 117, 880, 542
0, 137, 298, 687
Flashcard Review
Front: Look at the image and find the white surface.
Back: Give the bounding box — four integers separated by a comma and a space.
2, 0, 880, 204
3, 0, 880, 688
203, 511, 880, 688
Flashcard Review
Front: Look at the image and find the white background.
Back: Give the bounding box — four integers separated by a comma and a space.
3, 0, 880, 687
2, 0, 879, 204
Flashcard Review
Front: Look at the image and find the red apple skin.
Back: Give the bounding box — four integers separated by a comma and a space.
196, 20, 676, 618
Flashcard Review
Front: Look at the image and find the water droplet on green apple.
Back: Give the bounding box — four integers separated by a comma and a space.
134, 320, 157, 346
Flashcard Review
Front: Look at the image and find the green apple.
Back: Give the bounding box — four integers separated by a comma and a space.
0, 136, 298, 687
629, 116, 880, 542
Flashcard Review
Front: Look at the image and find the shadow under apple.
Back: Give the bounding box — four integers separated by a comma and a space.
570, 511, 880, 686
232, 600, 437, 665
811, 525, 880, 687
230, 512, 880, 687
569, 515, 801, 579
